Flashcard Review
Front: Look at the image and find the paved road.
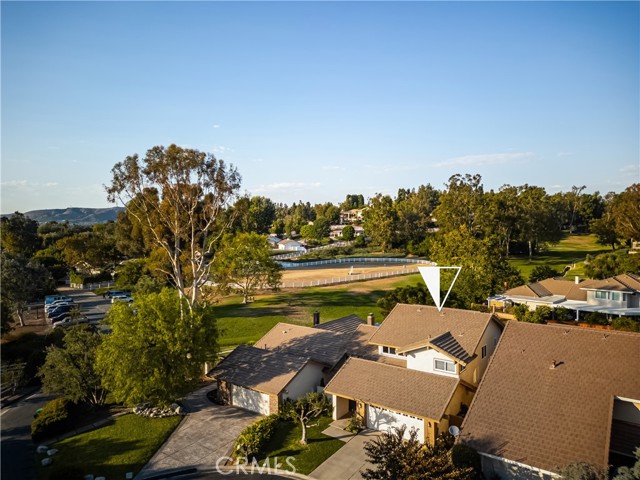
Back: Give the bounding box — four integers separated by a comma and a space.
1, 391, 55, 480
56, 286, 112, 325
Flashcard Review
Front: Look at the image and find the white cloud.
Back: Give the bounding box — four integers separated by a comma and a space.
619, 164, 639, 173
556, 151, 573, 157
1, 180, 29, 187
253, 182, 322, 193
213, 124, 220, 129
212, 145, 234, 155
434, 152, 534, 168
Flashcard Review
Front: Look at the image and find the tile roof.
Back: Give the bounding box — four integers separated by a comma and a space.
315, 314, 365, 335
209, 345, 309, 395
459, 322, 640, 473
368, 304, 496, 358
582, 273, 640, 293
325, 357, 459, 420
255, 322, 350, 366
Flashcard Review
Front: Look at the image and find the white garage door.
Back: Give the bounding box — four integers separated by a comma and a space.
366, 405, 424, 440
231, 384, 270, 415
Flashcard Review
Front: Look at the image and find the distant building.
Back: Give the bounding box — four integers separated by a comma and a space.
277, 238, 306, 252
339, 208, 367, 225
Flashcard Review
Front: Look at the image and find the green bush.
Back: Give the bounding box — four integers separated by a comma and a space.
451, 444, 481, 474
233, 413, 281, 459
346, 415, 364, 433
583, 312, 609, 326
612, 317, 640, 332
31, 398, 71, 442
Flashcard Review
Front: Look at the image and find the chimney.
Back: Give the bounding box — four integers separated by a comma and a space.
313, 311, 320, 326
575, 276, 580, 284
367, 313, 374, 326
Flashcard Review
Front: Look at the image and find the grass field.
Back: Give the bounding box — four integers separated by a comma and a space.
508, 234, 609, 281
260, 415, 345, 475
37, 414, 182, 480
215, 274, 422, 349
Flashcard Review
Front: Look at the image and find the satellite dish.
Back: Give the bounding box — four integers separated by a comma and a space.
448, 425, 460, 437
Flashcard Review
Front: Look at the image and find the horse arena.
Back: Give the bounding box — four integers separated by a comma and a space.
278, 258, 433, 288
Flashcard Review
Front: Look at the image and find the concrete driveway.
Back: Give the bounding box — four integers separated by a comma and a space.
137, 385, 260, 479
310, 426, 381, 480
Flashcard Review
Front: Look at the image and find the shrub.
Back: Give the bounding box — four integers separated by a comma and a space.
612, 317, 640, 332
31, 398, 71, 442
233, 413, 281, 459
513, 304, 530, 322
451, 444, 481, 474
346, 415, 364, 433
583, 312, 609, 326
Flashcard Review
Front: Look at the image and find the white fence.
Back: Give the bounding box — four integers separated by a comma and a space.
279, 256, 433, 269
70, 281, 115, 290
279, 264, 433, 289
272, 241, 351, 260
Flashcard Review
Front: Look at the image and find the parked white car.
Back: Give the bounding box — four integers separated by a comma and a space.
111, 294, 133, 303
52, 316, 89, 328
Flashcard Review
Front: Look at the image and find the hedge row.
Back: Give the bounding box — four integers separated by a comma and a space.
233, 413, 281, 459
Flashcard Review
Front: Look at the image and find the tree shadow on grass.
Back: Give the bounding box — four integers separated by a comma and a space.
38, 435, 147, 480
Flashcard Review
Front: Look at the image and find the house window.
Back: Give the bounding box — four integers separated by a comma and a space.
595, 291, 607, 299
382, 346, 401, 356
482, 345, 487, 359
611, 292, 621, 301
434, 359, 456, 373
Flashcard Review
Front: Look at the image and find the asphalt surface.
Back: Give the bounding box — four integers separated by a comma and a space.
1, 390, 56, 480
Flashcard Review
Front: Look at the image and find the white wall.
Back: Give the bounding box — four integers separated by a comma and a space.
366, 405, 424, 441
480, 453, 558, 480
282, 362, 325, 401
406, 348, 458, 378
470, 319, 503, 386
586, 291, 630, 308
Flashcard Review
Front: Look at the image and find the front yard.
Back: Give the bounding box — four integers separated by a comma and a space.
258, 415, 345, 475
36, 413, 182, 480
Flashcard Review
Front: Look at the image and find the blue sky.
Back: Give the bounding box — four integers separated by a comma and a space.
2, 1, 639, 213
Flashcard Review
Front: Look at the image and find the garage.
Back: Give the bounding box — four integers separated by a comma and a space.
366, 405, 424, 440
232, 384, 270, 415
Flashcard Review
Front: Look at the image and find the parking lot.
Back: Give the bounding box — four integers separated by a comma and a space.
47, 286, 113, 330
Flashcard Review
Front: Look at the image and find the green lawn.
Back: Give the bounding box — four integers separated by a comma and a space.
215, 274, 423, 349
37, 414, 182, 480
258, 415, 345, 475
508, 234, 609, 281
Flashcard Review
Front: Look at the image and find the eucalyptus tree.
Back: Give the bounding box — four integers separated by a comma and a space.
106, 144, 241, 309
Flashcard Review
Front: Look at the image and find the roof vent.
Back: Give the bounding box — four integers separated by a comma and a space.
282, 330, 288, 334
603, 333, 609, 340
564, 329, 570, 335
550, 359, 558, 369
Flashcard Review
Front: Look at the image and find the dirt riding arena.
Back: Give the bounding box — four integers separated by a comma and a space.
279, 259, 433, 288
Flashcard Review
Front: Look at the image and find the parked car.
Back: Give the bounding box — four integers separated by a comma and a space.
46, 303, 76, 315
45, 295, 73, 304
45, 297, 73, 309
104, 290, 129, 299
47, 306, 76, 321
45, 301, 74, 313
52, 316, 89, 328
111, 294, 133, 304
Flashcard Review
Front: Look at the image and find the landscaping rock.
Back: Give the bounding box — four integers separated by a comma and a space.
175, 405, 184, 415
41, 458, 52, 466
83, 475, 94, 480
126, 473, 134, 479
36, 445, 49, 454
47, 448, 59, 456
95, 477, 106, 480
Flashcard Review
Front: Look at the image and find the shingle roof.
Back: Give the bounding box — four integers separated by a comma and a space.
255, 322, 350, 366
582, 273, 640, 293
459, 322, 640, 473
209, 345, 309, 395
429, 332, 475, 364
315, 314, 365, 335
347, 324, 407, 367
368, 304, 495, 358
324, 357, 459, 420
505, 278, 599, 302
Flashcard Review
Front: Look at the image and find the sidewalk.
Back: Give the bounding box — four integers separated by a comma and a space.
309, 422, 380, 480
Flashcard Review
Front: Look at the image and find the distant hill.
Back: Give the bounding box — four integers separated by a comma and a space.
6, 207, 125, 225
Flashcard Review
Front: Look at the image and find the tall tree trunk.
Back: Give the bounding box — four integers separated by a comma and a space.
16, 307, 25, 327
300, 419, 307, 445
528, 240, 533, 262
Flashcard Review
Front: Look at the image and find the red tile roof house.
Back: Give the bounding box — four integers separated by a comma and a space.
458, 321, 640, 480
324, 304, 504, 445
